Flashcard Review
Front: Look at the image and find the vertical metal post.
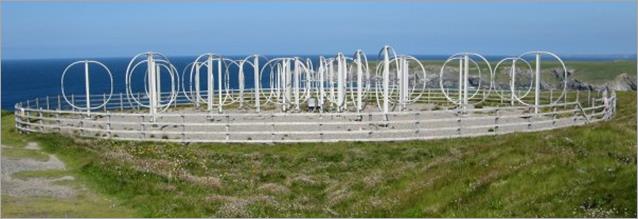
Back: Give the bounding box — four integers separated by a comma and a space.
71, 94, 75, 111
587, 88, 591, 106
382, 47, 390, 115
238, 60, 245, 108
458, 58, 463, 105
576, 89, 580, 103
120, 92, 124, 111
217, 57, 223, 113
207, 56, 214, 112
398, 57, 406, 110
319, 58, 325, 112
84, 61, 91, 116
356, 52, 363, 112
294, 60, 301, 111
510, 59, 516, 105
254, 56, 261, 112
195, 62, 201, 108
57, 95, 61, 110
337, 54, 345, 112
156, 64, 161, 106
463, 55, 469, 109
46, 96, 50, 110
103, 93, 107, 112
534, 53, 541, 114
285, 59, 292, 112
148, 54, 157, 121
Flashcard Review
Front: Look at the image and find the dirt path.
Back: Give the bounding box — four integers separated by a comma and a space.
1, 142, 77, 198
1, 142, 135, 217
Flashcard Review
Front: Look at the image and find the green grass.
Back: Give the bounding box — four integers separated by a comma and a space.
1, 195, 134, 218
1, 93, 636, 217
1, 111, 28, 147
2, 147, 49, 161
368, 60, 637, 85
11, 169, 70, 180
544, 60, 636, 84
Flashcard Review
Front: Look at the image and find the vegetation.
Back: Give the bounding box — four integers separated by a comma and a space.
1, 91, 635, 217
367, 60, 636, 85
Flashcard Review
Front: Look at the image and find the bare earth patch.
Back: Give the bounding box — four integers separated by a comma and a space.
1, 142, 135, 217
1, 143, 76, 198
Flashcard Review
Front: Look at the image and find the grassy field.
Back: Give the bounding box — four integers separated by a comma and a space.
368, 60, 636, 85
1, 92, 636, 217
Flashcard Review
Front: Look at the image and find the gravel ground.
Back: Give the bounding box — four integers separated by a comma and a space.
1, 142, 77, 198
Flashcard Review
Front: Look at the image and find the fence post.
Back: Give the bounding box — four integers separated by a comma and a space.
572, 104, 578, 124
576, 90, 580, 104
103, 93, 107, 112
107, 112, 112, 138
587, 88, 591, 106
46, 96, 50, 110
38, 110, 44, 132
56, 112, 61, 132
225, 114, 230, 141
57, 95, 62, 110
120, 93, 124, 111
494, 108, 499, 135
457, 110, 462, 136
527, 107, 533, 130
140, 115, 145, 139
71, 94, 75, 111
181, 113, 186, 142
552, 106, 557, 127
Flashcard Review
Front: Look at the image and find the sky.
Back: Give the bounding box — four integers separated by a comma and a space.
1, 1, 636, 59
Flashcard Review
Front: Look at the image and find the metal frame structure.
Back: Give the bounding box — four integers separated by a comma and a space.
21, 46, 615, 143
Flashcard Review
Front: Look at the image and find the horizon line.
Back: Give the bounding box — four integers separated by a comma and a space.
3, 53, 637, 61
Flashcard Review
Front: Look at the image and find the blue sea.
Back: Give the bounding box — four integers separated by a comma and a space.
1, 54, 635, 110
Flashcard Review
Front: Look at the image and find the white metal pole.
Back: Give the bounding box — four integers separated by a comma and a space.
319, 59, 325, 111
337, 54, 345, 112
463, 55, 469, 108
383, 47, 390, 114
207, 56, 213, 112
84, 61, 91, 116
195, 62, 200, 108
401, 57, 409, 110
239, 60, 245, 108
294, 60, 300, 111
534, 53, 541, 114
356, 53, 363, 112
148, 55, 157, 121
398, 57, 404, 110
254, 56, 260, 112
458, 58, 463, 105
511, 59, 516, 105
156, 64, 161, 106
217, 58, 223, 113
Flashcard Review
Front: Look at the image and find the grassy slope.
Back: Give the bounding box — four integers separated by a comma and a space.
1, 93, 636, 217
1, 112, 136, 217
369, 60, 637, 85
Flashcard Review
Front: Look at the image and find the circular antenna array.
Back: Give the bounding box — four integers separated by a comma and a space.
57, 48, 571, 117
60, 60, 114, 112
439, 52, 493, 106
125, 52, 179, 115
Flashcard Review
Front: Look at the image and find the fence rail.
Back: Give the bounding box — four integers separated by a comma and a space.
14, 89, 616, 143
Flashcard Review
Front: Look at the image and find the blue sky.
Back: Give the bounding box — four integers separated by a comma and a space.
2, 1, 636, 59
